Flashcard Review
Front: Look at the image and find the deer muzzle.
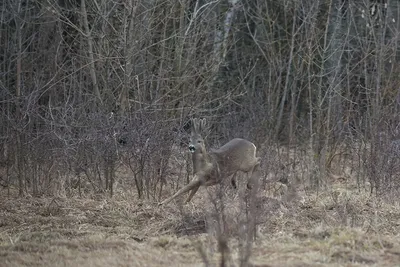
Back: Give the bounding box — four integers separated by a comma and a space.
189, 145, 195, 153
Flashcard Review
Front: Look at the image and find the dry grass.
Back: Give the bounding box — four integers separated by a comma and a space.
1, 169, 400, 266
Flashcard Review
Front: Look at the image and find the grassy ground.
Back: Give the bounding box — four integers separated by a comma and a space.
1, 176, 400, 267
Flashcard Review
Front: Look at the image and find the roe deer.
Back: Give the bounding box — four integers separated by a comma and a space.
159, 118, 261, 205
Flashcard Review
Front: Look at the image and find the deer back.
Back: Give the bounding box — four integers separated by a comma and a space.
210, 138, 258, 174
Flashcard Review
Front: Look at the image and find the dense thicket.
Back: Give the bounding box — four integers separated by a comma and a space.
1, 0, 399, 198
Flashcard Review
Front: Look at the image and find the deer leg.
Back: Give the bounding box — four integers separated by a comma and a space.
246, 173, 252, 189
230, 173, 237, 189
159, 178, 202, 205
186, 175, 220, 202
185, 184, 200, 203
247, 163, 261, 190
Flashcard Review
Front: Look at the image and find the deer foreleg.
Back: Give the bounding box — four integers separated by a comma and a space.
186, 176, 221, 202
159, 178, 202, 205
185, 184, 200, 203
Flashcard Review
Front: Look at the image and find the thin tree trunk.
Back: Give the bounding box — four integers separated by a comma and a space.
81, 0, 102, 104
275, 4, 298, 140
121, 0, 138, 113
15, 0, 23, 196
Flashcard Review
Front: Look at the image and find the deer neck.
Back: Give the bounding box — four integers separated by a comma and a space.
192, 147, 214, 175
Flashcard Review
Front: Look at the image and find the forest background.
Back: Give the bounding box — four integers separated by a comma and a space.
1, 0, 399, 198
2, 1, 400, 266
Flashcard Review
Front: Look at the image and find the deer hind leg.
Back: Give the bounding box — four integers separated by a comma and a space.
246, 174, 252, 189
247, 162, 261, 190
159, 178, 202, 205
230, 173, 237, 189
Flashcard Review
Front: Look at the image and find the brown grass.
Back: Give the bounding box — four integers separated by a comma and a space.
1, 169, 400, 266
